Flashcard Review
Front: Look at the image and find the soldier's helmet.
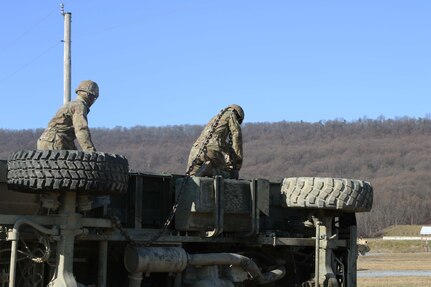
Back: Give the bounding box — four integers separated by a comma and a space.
75, 80, 99, 98
228, 104, 244, 124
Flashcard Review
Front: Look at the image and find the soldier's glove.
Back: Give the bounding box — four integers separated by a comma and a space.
230, 169, 239, 180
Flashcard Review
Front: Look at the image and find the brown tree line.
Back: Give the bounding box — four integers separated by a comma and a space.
2, 117, 431, 236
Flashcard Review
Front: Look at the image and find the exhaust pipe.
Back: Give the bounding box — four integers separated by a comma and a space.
124, 245, 286, 286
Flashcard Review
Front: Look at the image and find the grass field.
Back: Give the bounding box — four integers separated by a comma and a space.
367, 238, 426, 253
377, 225, 422, 237
357, 276, 431, 287
357, 252, 431, 287
358, 252, 431, 270
355, 226, 431, 286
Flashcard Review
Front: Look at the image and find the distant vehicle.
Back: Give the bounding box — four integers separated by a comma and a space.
0, 149, 373, 286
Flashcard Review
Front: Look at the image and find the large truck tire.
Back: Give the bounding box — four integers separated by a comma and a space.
7, 150, 129, 195
281, 177, 373, 212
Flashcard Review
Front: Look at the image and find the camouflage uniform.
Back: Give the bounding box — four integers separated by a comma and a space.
187, 105, 244, 178
37, 80, 98, 152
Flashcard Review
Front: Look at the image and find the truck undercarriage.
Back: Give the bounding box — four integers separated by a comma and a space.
0, 150, 373, 287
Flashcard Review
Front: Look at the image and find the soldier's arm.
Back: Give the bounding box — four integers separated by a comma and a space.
228, 114, 243, 169
72, 104, 96, 152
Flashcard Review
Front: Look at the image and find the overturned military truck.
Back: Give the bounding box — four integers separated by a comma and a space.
0, 149, 373, 287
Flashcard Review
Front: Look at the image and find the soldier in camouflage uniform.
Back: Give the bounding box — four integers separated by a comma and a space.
187, 104, 244, 179
37, 80, 99, 152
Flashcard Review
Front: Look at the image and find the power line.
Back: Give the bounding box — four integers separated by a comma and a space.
0, 7, 57, 54
0, 41, 61, 83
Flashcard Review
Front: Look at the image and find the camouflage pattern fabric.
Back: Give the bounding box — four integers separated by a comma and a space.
37, 97, 96, 152
187, 108, 243, 178
357, 238, 370, 256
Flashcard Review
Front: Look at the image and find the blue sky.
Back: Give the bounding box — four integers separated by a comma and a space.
1, 1, 430, 129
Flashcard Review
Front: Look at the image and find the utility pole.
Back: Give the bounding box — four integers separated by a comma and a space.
61, 3, 71, 104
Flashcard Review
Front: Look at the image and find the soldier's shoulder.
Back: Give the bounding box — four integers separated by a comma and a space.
71, 99, 89, 109
217, 110, 232, 122
65, 100, 88, 115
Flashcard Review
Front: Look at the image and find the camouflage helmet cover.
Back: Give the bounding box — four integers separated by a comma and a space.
228, 104, 244, 123
75, 80, 99, 98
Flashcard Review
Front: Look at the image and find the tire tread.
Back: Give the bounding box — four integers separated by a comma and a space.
281, 177, 373, 212
7, 150, 129, 195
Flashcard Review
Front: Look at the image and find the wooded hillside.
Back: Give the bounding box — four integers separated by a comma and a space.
2, 117, 431, 237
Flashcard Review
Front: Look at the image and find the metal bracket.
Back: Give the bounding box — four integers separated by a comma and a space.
313, 215, 339, 287
205, 176, 224, 237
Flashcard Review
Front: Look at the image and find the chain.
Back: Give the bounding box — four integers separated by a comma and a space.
110, 216, 137, 245
227, 133, 235, 166
111, 108, 229, 246
188, 107, 229, 172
